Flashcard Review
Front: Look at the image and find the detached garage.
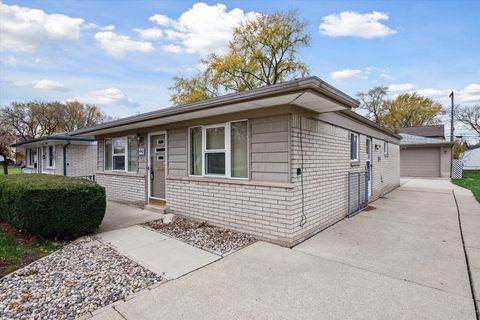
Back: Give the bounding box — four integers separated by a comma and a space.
400, 133, 453, 178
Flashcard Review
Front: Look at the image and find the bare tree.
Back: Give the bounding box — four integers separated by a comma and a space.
1, 101, 112, 141
455, 105, 480, 135
356, 86, 389, 124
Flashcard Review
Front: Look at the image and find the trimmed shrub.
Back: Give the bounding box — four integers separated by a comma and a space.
0, 174, 106, 237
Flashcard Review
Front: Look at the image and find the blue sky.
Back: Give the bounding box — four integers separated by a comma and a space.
1, 0, 479, 125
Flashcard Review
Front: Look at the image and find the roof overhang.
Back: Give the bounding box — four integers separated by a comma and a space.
70, 76, 359, 137
11, 136, 95, 148
400, 142, 454, 148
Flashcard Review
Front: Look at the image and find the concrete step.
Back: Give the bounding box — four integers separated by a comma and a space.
143, 204, 166, 214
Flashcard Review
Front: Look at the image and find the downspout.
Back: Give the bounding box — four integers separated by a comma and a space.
63, 142, 71, 176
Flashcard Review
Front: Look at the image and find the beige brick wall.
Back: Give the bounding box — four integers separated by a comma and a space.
96, 172, 147, 207
166, 178, 296, 245
287, 114, 400, 245
65, 144, 97, 177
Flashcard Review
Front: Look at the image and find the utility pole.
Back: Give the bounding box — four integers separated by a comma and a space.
449, 91, 454, 142
449, 91, 454, 178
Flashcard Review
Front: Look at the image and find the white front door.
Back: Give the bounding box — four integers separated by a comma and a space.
366, 137, 372, 197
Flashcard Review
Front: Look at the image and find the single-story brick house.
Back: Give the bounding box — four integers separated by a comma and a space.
71, 76, 401, 246
11, 134, 97, 177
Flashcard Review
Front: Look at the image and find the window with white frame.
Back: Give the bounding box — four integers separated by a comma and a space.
46, 145, 55, 168
384, 141, 389, 156
350, 132, 359, 162
189, 120, 248, 178
104, 136, 139, 172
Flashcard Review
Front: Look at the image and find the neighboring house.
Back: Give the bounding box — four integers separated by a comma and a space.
462, 146, 480, 170
71, 76, 401, 246
11, 134, 97, 177
400, 133, 453, 177
400, 125, 446, 140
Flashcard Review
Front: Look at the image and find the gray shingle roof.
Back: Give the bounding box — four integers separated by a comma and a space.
400, 125, 445, 139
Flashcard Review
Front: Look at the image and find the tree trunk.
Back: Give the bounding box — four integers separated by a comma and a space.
2, 161, 8, 175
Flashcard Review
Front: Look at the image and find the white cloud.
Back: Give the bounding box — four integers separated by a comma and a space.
149, 14, 175, 27
330, 69, 364, 80
68, 87, 139, 107
398, 83, 480, 104
134, 27, 163, 40
4, 55, 18, 66
85, 23, 115, 31
94, 31, 153, 57
0, 2, 84, 52
149, 3, 258, 55
161, 44, 184, 54
388, 83, 416, 91
320, 11, 397, 39
32, 79, 69, 91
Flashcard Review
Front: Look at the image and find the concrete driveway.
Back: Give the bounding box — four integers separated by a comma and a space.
91, 179, 478, 320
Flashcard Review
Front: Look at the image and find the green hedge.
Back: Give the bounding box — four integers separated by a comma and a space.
0, 174, 106, 237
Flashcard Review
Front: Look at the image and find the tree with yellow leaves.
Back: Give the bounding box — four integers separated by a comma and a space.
169, 11, 311, 105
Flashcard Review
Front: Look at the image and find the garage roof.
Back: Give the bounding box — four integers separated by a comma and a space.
400, 133, 453, 147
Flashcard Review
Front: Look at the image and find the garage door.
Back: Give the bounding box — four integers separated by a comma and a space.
401, 147, 440, 177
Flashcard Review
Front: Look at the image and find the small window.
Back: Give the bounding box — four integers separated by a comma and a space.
384, 141, 389, 157
105, 137, 139, 172
350, 132, 359, 162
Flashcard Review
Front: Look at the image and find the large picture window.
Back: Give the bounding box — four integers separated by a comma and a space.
104, 136, 139, 172
350, 132, 359, 162
189, 120, 248, 179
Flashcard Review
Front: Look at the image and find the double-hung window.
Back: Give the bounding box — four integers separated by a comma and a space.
205, 125, 226, 175
350, 132, 359, 162
104, 136, 139, 172
189, 120, 248, 178
384, 141, 389, 157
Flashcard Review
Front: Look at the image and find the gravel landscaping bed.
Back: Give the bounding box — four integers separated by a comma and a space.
144, 217, 255, 255
0, 237, 162, 320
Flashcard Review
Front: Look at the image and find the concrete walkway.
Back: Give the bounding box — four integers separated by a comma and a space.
89, 178, 478, 320
97, 225, 220, 279
97, 201, 163, 233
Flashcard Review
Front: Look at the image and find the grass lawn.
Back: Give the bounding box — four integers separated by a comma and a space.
0, 221, 60, 277
452, 170, 480, 203
0, 166, 23, 176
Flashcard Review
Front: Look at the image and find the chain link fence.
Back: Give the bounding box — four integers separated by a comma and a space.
347, 170, 369, 217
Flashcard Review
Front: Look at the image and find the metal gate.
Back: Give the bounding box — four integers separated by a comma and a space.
347, 170, 369, 217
